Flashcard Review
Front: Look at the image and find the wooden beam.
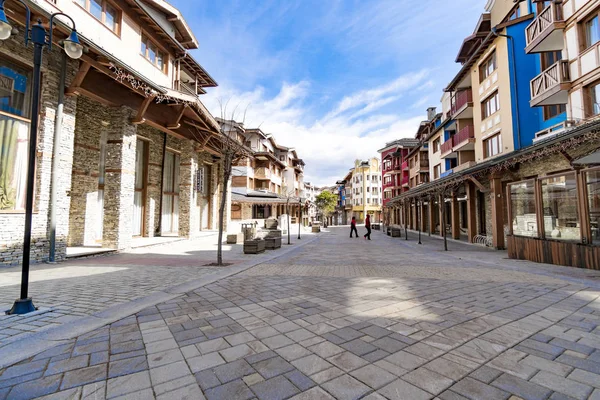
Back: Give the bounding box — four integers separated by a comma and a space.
466, 181, 477, 243
167, 105, 186, 129
490, 177, 505, 249
559, 149, 573, 165
81, 54, 153, 99
66, 62, 91, 96
144, 119, 188, 141
182, 118, 217, 135
450, 193, 460, 240
132, 95, 156, 125
64, 86, 118, 107
467, 176, 490, 193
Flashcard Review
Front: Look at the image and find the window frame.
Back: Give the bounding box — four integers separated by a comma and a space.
507, 179, 538, 237
539, 171, 582, 242
433, 138, 440, 153
481, 91, 500, 120
74, 0, 121, 35
582, 167, 600, 245
483, 132, 502, 159
584, 12, 600, 49
140, 33, 169, 74
586, 80, 600, 118
479, 51, 497, 82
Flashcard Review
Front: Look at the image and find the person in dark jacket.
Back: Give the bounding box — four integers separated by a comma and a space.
350, 217, 359, 238
364, 215, 372, 240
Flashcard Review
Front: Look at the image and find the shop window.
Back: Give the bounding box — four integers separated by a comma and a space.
586, 170, 600, 245
541, 174, 580, 241
0, 60, 32, 212
509, 180, 538, 237
484, 133, 502, 159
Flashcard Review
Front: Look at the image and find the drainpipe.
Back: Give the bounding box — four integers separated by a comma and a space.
49, 53, 67, 263
492, 28, 522, 149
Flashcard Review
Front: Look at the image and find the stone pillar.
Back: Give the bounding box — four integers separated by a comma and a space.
179, 140, 199, 238
451, 193, 460, 240
491, 176, 505, 249
102, 106, 137, 250
420, 202, 426, 232
439, 196, 445, 237
466, 182, 477, 243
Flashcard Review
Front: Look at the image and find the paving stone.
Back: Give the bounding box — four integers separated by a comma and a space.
322, 332, 347, 345
60, 364, 107, 391
253, 356, 295, 379
7, 375, 62, 400
108, 355, 148, 379
378, 378, 432, 400
197, 338, 230, 354
284, 369, 315, 391
110, 341, 145, 355
332, 327, 364, 342
213, 359, 255, 383
518, 340, 565, 358
520, 355, 572, 377
155, 382, 204, 400
187, 352, 226, 373
491, 373, 552, 400
289, 386, 335, 399
262, 334, 295, 350
45, 355, 89, 376
149, 360, 191, 385
450, 376, 510, 400
341, 339, 378, 356
195, 369, 221, 391
362, 349, 390, 363
309, 341, 345, 358
147, 349, 184, 368
328, 351, 369, 372
72, 341, 110, 356
469, 366, 503, 384
250, 375, 300, 400
549, 338, 595, 356
286, 329, 315, 342
371, 337, 408, 354
530, 371, 593, 400
360, 325, 393, 339
310, 366, 345, 384
220, 344, 256, 362
322, 374, 371, 399
275, 344, 312, 361
0, 360, 48, 381
384, 351, 428, 371
350, 364, 397, 389
403, 367, 454, 395
106, 371, 151, 399
205, 379, 254, 400
243, 372, 265, 386
246, 350, 278, 365
568, 368, 600, 389
36, 387, 82, 400
555, 354, 600, 375
292, 355, 333, 376
225, 332, 257, 346
438, 390, 471, 400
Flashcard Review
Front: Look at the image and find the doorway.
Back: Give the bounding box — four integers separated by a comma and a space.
198, 164, 212, 230
132, 139, 147, 237
162, 151, 180, 235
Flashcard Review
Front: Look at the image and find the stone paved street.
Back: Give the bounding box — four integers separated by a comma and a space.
1, 227, 600, 399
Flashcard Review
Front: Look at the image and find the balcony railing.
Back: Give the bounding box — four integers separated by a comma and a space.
526, 2, 565, 53
453, 125, 475, 147
450, 89, 473, 117
401, 161, 409, 171
254, 167, 272, 180
530, 60, 570, 106
441, 139, 453, 154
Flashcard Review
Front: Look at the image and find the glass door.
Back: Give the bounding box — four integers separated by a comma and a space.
132, 139, 147, 237
161, 151, 180, 235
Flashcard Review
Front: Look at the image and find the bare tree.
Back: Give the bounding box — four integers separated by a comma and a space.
281, 184, 296, 245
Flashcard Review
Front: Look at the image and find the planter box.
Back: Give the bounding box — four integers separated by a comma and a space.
265, 237, 282, 250
227, 233, 244, 244
372, 224, 380, 231
312, 226, 321, 233
265, 219, 279, 230
391, 228, 401, 237
244, 240, 266, 254
263, 230, 282, 239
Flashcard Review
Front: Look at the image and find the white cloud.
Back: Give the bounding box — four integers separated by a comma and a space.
203, 70, 429, 187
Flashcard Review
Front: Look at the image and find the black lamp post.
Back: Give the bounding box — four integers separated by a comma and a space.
297, 198, 305, 240
2, 0, 83, 315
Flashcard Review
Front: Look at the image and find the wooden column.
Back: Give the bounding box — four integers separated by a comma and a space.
439, 195, 444, 237
491, 176, 505, 249
420, 202, 426, 232
451, 193, 460, 240
466, 182, 477, 243
428, 196, 435, 235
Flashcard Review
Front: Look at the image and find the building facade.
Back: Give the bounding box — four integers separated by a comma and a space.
0, 0, 226, 265
350, 158, 382, 223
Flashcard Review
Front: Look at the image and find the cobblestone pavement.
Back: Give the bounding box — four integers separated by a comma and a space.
0, 234, 303, 348
1, 227, 600, 399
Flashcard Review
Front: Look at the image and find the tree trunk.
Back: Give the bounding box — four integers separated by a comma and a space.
217, 156, 232, 265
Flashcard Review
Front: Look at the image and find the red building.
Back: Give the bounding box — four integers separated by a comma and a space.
378, 139, 420, 208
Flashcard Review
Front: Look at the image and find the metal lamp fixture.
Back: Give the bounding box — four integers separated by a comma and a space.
1, 0, 83, 315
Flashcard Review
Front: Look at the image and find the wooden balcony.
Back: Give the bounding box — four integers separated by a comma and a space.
441, 125, 475, 158
401, 161, 409, 171
530, 60, 570, 107
450, 89, 473, 119
525, 2, 565, 54
441, 139, 454, 156
254, 167, 272, 180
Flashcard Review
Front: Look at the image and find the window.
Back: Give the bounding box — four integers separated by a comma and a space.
589, 82, 600, 117
508, 5, 521, 21
543, 104, 566, 121
0, 60, 32, 212
541, 51, 562, 70
434, 164, 441, 179
76, 0, 120, 33
585, 15, 600, 48
141, 35, 168, 73
541, 174, 580, 241
433, 138, 440, 153
367, 175, 370, 181
481, 91, 500, 119
484, 133, 502, 158
586, 170, 600, 245
479, 51, 497, 82
509, 180, 537, 237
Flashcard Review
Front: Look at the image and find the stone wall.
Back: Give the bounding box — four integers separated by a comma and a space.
0, 31, 78, 266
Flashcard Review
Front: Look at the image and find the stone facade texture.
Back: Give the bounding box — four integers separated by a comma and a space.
0, 31, 78, 266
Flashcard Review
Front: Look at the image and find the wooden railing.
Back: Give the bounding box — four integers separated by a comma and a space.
254, 167, 271, 180
526, 2, 564, 47
401, 161, 409, 170
453, 125, 475, 147
450, 89, 473, 116
530, 60, 570, 101
441, 139, 453, 154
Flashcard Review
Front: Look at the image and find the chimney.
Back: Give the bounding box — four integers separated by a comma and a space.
427, 107, 437, 121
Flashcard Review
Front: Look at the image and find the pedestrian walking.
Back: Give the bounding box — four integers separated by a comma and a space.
364, 215, 372, 240
350, 217, 359, 238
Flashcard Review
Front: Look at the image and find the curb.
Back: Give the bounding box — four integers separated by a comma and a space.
0, 234, 322, 369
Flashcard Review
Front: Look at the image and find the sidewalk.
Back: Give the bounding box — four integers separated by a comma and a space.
0, 231, 316, 351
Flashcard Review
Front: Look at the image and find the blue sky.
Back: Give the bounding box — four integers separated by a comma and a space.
170, 0, 484, 186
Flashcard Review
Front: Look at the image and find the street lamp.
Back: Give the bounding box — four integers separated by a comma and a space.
3, 0, 83, 315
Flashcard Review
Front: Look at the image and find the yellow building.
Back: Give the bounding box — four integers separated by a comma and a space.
350, 158, 382, 223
